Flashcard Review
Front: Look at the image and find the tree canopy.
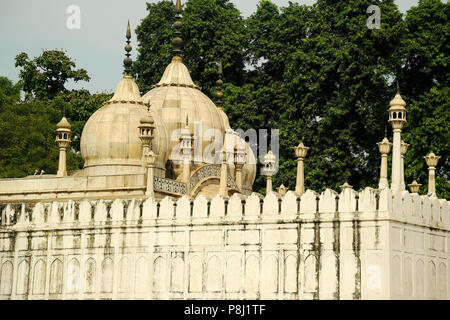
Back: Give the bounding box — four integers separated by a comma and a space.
0, 50, 111, 178
15, 50, 90, 100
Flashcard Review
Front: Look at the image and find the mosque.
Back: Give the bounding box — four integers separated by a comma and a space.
0, 0, 448, 300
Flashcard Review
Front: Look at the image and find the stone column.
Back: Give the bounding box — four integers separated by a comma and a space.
293, 142, 309, 195
400, 141, 409, 190
219, 149, 228, 197
180, 131, 192, 184
139, 114, 156, 197
424, 151, 440, 196
377, 137, 392, 189
234, 142, 246, 191
388, 92, 407, 192
56, 117, 71, 177
263, 150, 276, 194
145, 151, 157, 197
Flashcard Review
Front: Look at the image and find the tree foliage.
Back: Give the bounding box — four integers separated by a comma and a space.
0, 49, 111, 178
15, 50, 90, 100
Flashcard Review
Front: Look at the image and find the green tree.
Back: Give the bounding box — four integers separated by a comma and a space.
134, 0, 248, 95
0, 77, 81, 177
15, 50, 90, 100
250, 0, 405, 193
401, 0, 449, 198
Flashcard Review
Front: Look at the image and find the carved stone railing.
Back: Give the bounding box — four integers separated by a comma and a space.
189, 164, 238, 191
153, 177, 186, 195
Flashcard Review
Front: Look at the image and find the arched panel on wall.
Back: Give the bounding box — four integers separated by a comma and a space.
0, 261, 13, 295
284, 255, 297, 293
403, 257, 413, 297
67, 258, 80, 293
32, 259, 46, 295
189, 255, 202, 293
16, 260, 29, 295
101, 257, 114, 293
118, 257, 130, 293
226, 255, 241, 293
415, 259, 424, 298
262, 254, 278, 293
426, 261, 436, 299
153, 256, 167, 293
134, 257, 147, 294
49, 259, 63, 294
207, 256, 222, 293
438, 262, 447, 299
245, 255, 259, 294
85, 258, 96, 293
171, 255, 184, 293
392, 255, 401, 297
304, 255, 317, 293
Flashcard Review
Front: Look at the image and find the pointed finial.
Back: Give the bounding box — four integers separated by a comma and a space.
384, 126, 387, 137
396, 79, 400, 94
172, 0, 183, 57
146, 99, 151, 112
215, 61, 224, 110
123, 20, 133, 77
186, 114, 189, 127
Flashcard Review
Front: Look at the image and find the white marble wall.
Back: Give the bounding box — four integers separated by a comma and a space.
0, 188, 448, 300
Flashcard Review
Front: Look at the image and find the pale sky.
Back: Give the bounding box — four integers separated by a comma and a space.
0, 0, 426, 93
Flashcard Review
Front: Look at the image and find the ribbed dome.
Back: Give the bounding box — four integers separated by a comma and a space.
389, 93, 406, 108
154, 56, 200, 89
143, 57, 226, 177
80, 76, 169, 177
143, 57, 255, 190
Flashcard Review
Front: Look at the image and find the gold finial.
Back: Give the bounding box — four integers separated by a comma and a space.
123, 20, 132, 76
173, 0, 183, 57
396, 79, 400, 94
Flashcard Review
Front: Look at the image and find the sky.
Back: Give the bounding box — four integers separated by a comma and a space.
0, 0, 427, 93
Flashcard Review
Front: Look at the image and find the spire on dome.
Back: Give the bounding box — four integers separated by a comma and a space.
215, 61, 224, 110
123, 20, 133, 77
172, 0, 183, 58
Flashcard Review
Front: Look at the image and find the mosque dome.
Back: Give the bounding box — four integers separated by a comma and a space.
80, 76, 169, 177
142, 56, 227, 175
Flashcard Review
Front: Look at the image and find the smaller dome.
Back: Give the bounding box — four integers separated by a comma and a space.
154, 56, 200, 89
107, 75, 143, 105
140, 114, 155, 125
264, 150, 276, 162
389, 93, 406, 109
57, 117, 71, 129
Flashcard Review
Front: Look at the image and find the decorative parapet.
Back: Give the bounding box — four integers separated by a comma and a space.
1, 188, 448, 231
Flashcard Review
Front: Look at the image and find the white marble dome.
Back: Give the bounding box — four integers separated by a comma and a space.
80, 76, 169, 177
